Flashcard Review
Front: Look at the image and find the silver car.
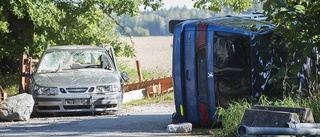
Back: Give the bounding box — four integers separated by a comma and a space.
29, 45, 128, 114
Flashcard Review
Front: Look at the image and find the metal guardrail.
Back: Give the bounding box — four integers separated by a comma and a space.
286, 122, 320, 128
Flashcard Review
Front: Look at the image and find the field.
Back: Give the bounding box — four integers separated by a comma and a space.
119, 36, 173, 77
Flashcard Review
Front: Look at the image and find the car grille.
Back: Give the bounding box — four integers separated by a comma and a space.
64, 88, 88, 93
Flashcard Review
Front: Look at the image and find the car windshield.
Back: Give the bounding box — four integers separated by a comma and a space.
37, 50, 114, 72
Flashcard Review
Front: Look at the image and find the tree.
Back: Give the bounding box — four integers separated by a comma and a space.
193, 0, 256, 13
262, 0, 320, 97
0, 0, 164, 74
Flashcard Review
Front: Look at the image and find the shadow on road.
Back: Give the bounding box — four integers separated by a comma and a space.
0, 113, 188, 136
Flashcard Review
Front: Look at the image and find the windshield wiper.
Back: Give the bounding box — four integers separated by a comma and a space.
84, 64, 100, 68
54, 64, 61, 73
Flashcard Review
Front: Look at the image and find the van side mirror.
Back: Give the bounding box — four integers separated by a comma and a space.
21, 72, 32, 77
169, 20, 185, 34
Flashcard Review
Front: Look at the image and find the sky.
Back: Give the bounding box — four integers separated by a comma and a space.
162, 0, 195, 9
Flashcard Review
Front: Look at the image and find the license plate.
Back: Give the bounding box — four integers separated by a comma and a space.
65, 99, 89, 105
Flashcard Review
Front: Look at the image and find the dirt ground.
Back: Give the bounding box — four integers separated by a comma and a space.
119, 36, 173, 75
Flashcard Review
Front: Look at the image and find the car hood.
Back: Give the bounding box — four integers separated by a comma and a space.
32, 70, 120, 87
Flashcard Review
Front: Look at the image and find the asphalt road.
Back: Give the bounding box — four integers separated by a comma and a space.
0, 102, 191, 137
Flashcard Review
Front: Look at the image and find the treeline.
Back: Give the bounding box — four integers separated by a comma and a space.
117, 4, 263, 36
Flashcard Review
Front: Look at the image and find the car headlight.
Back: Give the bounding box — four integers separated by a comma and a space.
96, 83, 121, 93
34, 85, 59, 95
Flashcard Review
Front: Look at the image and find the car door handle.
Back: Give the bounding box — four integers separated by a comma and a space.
186, 69, 191, 80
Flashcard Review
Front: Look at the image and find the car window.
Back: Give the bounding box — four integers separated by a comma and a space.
37, 50, 114, 72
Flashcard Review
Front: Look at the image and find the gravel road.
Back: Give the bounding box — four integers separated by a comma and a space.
0, 102, 191, 137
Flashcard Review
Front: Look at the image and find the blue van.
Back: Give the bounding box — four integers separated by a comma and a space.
169, 15, 317, 127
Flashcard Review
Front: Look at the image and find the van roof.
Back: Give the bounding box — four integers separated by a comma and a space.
186, 16, 275, 32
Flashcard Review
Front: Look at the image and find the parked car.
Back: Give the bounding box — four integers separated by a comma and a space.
28, 45, 129, 115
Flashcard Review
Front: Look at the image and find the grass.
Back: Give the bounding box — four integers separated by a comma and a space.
123, 91, 174, 108
202, 95, 320, 136
117, 59, 170, 83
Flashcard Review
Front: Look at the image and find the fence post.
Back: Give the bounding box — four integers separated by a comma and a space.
136, 60, 144, 82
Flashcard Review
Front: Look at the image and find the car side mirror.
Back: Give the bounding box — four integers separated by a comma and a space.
21, 72, 32, 77
121, 72, 129, 82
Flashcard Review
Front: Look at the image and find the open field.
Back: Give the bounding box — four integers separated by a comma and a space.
119, 36, 173, 76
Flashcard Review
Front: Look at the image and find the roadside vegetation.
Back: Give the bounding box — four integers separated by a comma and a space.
0, 73, 20, 97
204, 95, 320, 136
117, 60, 171, 83
123, 91, 174, 107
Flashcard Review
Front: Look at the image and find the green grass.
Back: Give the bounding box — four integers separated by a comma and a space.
208, 100, 251, 136
123, 91, 174, 108
117, 60, 170, 83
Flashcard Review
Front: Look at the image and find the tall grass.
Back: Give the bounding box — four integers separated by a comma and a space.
212, 100, 251, 136
211, 95, 320, 136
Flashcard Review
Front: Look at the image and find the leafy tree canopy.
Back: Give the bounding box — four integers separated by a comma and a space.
193, 0, 256, 13
0, 0, 163, 73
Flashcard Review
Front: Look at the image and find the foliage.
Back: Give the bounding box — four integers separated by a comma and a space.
0, 0, 164, 74
257, 95, 320, 122
214, 100, 251, 136
210, 95, 320, 136
262, 0, 320, 98
302, 96, 320, 122
193, 0, 257, 13
0, 73, 19, 97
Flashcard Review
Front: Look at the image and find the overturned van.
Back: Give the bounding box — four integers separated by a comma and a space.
169, 16, 317, 127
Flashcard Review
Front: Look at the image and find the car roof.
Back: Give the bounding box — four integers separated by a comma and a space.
45, 45, 106, 52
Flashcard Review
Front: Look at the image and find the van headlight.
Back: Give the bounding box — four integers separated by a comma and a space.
34, 86, 59, 95
96, 83, 120, 93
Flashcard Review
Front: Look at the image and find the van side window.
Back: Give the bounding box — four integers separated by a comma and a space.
214, 38, 232, 68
